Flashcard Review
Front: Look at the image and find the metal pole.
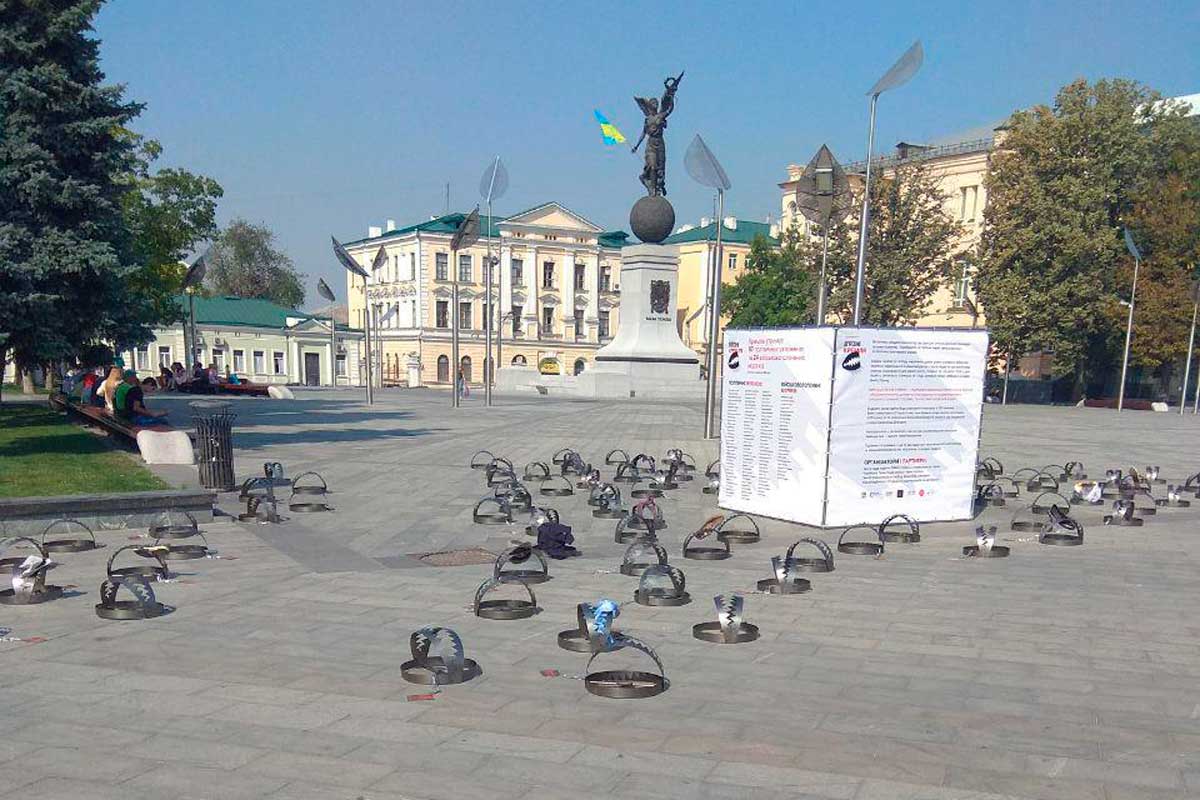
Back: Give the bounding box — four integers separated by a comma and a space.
852, 94, 879, 326
497, 313, 504, 371
1117, 255, 1139, 413
485, 202, 493, 407
816, 225, 830, 325
451, 246, 460, 409
362, 281, 373, 404
188, 291, 198, 367
1182, 299, 1197, 415
329, 302, 337, 387
703, 189, 726, 439
1002, 357, 1011, 405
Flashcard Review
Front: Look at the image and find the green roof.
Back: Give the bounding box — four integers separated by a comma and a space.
176, 295, 355, 331
343, 209, 630, 249
662, 220, 778, 246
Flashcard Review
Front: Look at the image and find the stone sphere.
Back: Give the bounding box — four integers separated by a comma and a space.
629, 196, 676, 244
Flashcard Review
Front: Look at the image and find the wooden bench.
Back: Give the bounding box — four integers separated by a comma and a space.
50, 393, 174, 443
1083, 398, 1161, 411
216, 381, 271, 397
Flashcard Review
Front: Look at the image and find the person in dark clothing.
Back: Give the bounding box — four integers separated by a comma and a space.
116, 373, 168, 425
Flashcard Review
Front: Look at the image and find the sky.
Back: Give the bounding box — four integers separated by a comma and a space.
94, 0, 1199, 311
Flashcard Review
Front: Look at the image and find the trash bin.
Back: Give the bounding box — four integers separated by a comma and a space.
190, 400, 236, 491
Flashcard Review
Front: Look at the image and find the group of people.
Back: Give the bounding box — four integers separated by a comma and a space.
66, 361, 169, 426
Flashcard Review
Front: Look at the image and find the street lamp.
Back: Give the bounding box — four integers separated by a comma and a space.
181, 250, 208, 368
479, 157, 509, 407
1117, 227, 1141, 413
794, 144, 849, 324
684, 134, 732, 440
331, 236, 374, 404
852, 40, 923, 325
450, 208, 482, 409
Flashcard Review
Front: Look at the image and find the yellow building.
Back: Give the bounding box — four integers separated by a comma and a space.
341, 203, 627, 387
663, 217, 779, 354
779, 132, 998, 331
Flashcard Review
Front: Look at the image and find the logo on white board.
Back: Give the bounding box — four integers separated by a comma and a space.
841, 352, 861, 371
727, 343, 740, 370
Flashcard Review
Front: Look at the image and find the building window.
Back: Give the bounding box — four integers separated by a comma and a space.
435, 252, 448, 281
511, 304, 522, 337
544, 234, 558, 241
542, 306, 555, 334
574, 308, 584, 340
574, 263, 586, 290
600, 265, 612, 291
960, 185, 979, 222
252, 351, 265, 374
459, 301, 472, 330
573, 358, 586, 376
511, 258, 523, 285
598, 309, 610, 338
460, 355, 472, 383
727, 253, 737, 272
511, 354, 527, 366
158, 346, 171, 368
436, 354, 449, 382
272, 351, 285, 375
436, 300, 449, 328
542, 261, 555, 289
952, 264, 972, 309
458, 254, 472, 283
213, 349, 225, 373
233, 349, 245, 372
135, 345, 149, 370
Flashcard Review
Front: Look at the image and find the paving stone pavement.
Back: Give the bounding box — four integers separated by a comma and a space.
3, 388, 1200, 799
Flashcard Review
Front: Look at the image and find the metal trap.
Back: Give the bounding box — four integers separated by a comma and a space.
1040, 507, 1084, 546
469, 450, 497, 470
401, 627, 481, 686
539, 476, 575, 497
781, 537, 835, 573
716, 513, 759, 545
681, 516, 731, 560
94, 576, 171, 620
145, 530, 214, 561
629, 480, 663, 499
1030, 491, 1072, 515
962, 526, 1008, 558
1104, 500, 1144, 527
107, 544, 170, 582
0, 537, 63, 605
630, 453, 657, 474
239, 493, 283, 523
693, 594, 759, 644
523, 461, 551, 482
627, 497, 666, 532
493, 545, 549, 585
584, 635, 667, 699
837, 525, 884, 556
473, 496, 513, 525
975, 482, 1008, 509
473, 577, 539, 619
620, 540, 668, 577
702, 475, 720, 495
756, 554, 812, 594
525, 506, 559, 537
1009, 504, 1044, 533
1046, 462, 1087, 482
40, 519, 100, 554
976, 457, 1004, 481
605, 449, 630, 466
559, 600, 620, 653
1156, 485, 1191, 508
591, 484, 625, 519
552, 448, 577, 465
705, 458, 720, 479
879, 514, 920, 544
634, 565, 690, 607
612, 461, 641, 484
289, 472, 332, 512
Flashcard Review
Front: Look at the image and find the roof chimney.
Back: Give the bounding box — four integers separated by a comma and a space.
385, 219, 397, 232
368, 226, 382, 238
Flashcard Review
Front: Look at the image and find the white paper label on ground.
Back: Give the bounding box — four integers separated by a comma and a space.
718, 328, 834, 526
825, 328, 988, 526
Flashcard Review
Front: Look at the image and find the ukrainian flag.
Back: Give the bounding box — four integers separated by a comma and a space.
594, 110, 626, 145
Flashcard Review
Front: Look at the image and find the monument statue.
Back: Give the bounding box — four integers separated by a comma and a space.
628, 71, 684, 244
632, 71, 683, 196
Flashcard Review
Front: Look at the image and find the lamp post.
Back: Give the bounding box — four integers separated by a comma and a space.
181, 250, 208, 368
852, 40, 923, 325
794, 145, 849, 324
1117, 228, 1141, 413
479, 157, 509, 407
685, 134, 733, 440
317, 278, 338, 386
1183, 273, 1199, 415
331, 236, 374, 404
450, 208, 482, 409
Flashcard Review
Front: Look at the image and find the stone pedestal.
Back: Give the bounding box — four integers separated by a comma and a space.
577, 244, 700, 398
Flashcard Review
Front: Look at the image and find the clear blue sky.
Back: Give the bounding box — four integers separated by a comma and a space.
95, 0, 1199, 311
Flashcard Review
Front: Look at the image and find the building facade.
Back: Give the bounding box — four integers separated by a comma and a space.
341, 203, 627, 386
119, 295, 363, 387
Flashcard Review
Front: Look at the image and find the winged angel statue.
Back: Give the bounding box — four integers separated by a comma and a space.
632, 71, 684, 196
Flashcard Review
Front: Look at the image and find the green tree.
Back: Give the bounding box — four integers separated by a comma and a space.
121, 135, 224, 326
206, 219, 305, 308
0, 0, 144, 393
722, 230, 817, 327
975, 78, 1198, 398
823, 161, 965, 326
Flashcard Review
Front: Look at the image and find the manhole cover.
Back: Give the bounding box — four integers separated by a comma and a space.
413, 548, 496, 567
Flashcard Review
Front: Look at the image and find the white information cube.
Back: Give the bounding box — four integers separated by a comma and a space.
719, 326, 989, 527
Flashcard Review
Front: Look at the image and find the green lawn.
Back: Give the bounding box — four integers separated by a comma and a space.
0, 404, 168, 498
1, 383, 49, 396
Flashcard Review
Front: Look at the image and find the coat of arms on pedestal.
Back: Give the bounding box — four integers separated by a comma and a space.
650, 280, 670, 315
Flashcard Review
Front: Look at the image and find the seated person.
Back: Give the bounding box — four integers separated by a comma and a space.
227, 372, 241, 385
159, 365, 174, 390
172, 362, 189, 387
114, 372, 169, 426
79, 370, 100, 405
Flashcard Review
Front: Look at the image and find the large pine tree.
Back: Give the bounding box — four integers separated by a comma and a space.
0, 0, 145, 385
